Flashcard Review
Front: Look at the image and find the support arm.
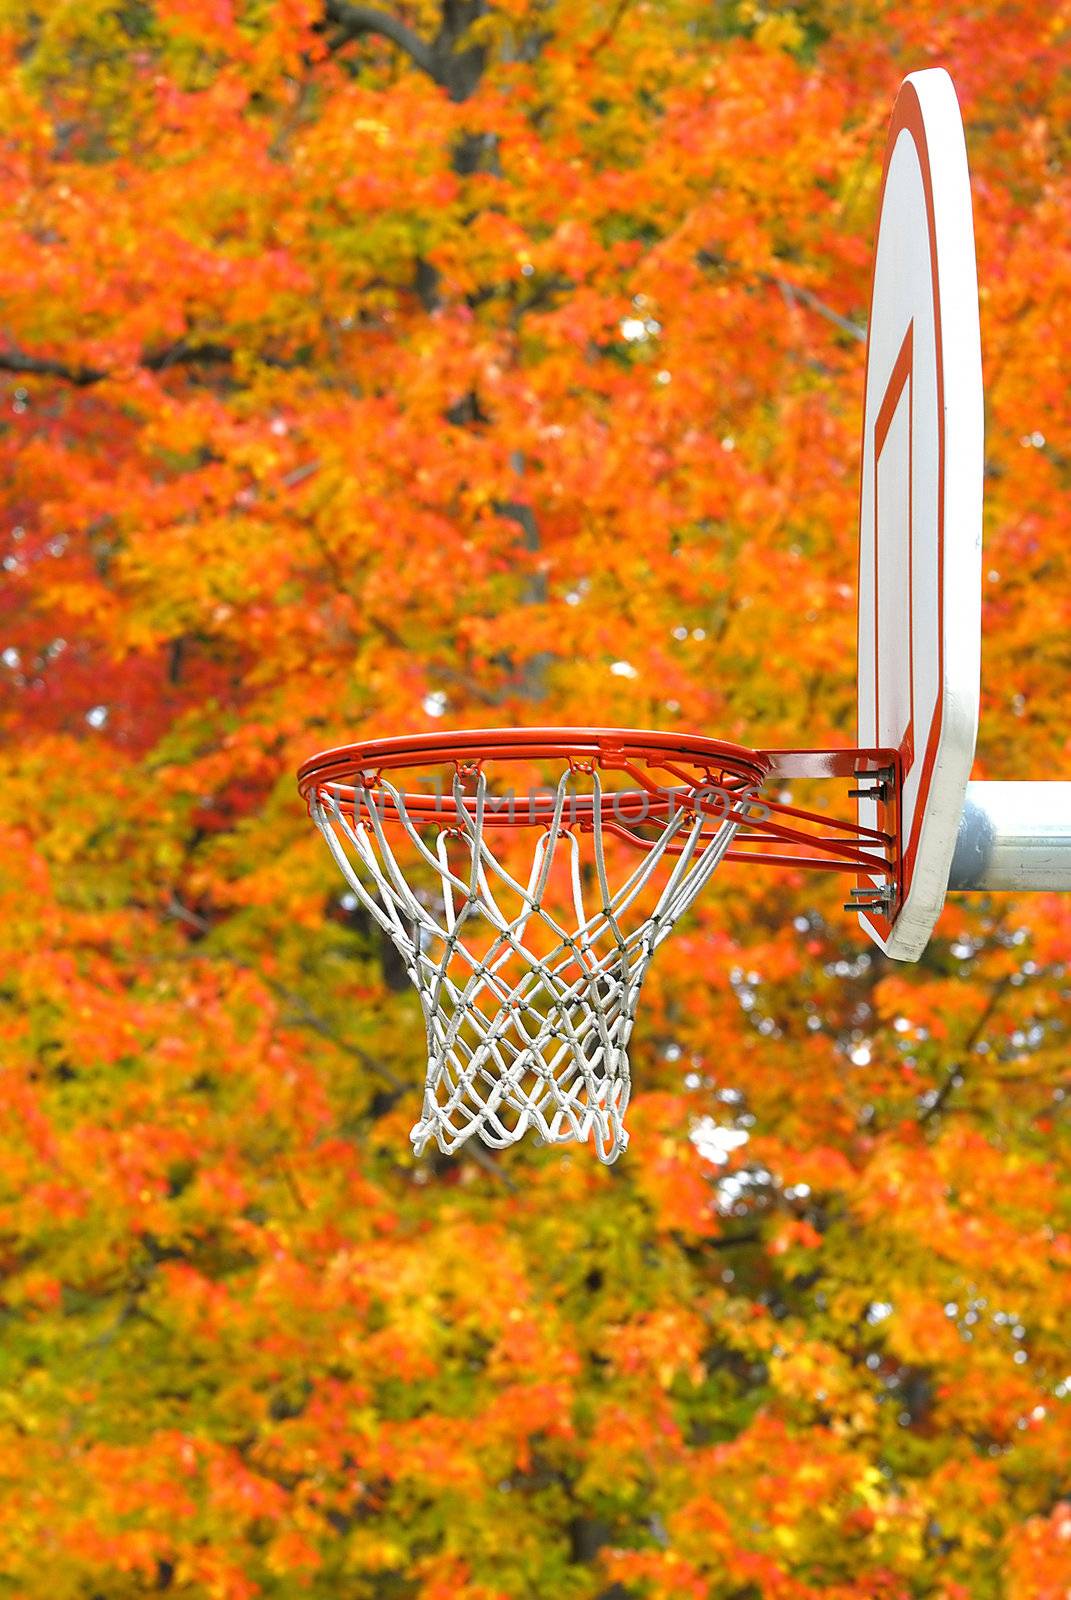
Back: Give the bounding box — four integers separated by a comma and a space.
949, 782, 1071, 891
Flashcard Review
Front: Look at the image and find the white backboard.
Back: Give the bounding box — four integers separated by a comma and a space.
857, 69, 984, 961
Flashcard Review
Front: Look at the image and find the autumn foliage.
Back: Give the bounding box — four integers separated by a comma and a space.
1, 2, 1070, 1596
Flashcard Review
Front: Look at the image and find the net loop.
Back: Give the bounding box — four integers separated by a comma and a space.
568, 753, 598, 776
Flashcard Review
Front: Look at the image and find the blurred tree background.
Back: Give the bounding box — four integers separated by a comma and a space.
0, 1, 1069, 1595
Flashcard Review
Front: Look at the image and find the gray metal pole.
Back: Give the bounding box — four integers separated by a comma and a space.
949, 782, 1071, 891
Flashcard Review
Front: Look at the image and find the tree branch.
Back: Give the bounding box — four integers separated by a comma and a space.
698, 249, 867, 345
584, 0, 634, 58
323, 1, 436, 77
0, 347, 104, 386
772, 276, 866, 343
920, 973, 1014, 1124
164, 894, 407, 1089
0, 338, 236, 388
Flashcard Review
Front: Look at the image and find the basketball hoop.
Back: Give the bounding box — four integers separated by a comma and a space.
298, 729, 895, 1163
293, 74, 1071, 1162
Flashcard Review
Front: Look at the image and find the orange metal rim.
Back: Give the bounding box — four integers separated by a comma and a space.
296, 727, 899, 882
297, 726, 773, 801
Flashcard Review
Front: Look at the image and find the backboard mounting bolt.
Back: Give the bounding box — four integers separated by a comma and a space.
849, 763, 896, 802
844, 883, 896, 914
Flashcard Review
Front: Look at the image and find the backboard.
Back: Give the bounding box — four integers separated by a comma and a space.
856, 69, 984, 961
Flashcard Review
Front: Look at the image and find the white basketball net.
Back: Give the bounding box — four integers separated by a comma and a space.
308, 767, 745, 1163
